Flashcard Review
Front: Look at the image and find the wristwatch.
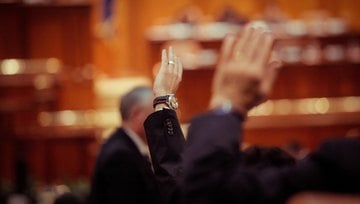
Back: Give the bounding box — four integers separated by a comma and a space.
153, 94, 178, 110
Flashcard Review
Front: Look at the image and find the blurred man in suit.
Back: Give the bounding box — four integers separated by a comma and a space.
89, 47, 184, 204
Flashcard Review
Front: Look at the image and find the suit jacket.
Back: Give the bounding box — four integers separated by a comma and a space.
89, 128, 160, 204
182, 110, 360, 204
144, 109, 185, 204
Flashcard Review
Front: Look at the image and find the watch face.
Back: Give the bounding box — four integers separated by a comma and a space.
168, 95, 178, 110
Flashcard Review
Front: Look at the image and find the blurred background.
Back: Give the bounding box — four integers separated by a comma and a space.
0, 0, 359, 203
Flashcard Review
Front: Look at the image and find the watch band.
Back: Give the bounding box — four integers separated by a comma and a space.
153, 94, 178, 110
153, 95, 169, 108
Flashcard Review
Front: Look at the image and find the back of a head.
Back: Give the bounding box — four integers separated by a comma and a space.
119, 86, 153, 122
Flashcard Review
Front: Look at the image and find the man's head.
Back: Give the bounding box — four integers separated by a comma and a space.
120, 86, 154, 140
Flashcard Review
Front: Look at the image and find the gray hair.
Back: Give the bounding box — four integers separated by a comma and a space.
119, 86, 153, 121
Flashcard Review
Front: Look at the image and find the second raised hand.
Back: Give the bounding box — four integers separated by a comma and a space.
210, 24, 279, 114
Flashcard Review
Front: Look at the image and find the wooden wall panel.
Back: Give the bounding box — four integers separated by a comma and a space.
0, 3, 94, 109
0, 4, 25, 59
0, 139, 16, 182
47, 139, 86, 182
16, 133, 97, 184
24, 5, 94, 109
21, 140, 47, 183
0, 3, 96, 184
24, 8, 64, 60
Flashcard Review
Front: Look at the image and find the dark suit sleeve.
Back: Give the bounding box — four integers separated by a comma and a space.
144, 109, 185, 203
102, 151, 147, 204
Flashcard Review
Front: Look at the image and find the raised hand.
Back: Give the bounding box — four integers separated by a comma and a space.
211, 25, 282, 114
153, 47, 183, 97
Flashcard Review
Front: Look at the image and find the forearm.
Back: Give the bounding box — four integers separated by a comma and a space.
144, 109, 185, 204
144, 109, 185, 178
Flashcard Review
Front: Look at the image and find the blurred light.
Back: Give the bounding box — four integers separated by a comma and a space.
33, 75, 53, 90
307, 99, 318, 114
54, 185, 70, 196
58, 111, 77, 126
249, 97, 360, 117
38, 112, 52, 126
84, 110, 97, 125
96, 110, 119, 127
274, 99, 292, 115
248, 107, 258, 116
1, 59, 24, 75
297, 99, 314, 114
301, 43, 322, 65
324, 18, 347, 35
347, 41, 360, 63
279, 46, 302, 64
45, 58, 61, 73
314, 97, 330, 114
251, 101, 274, 116
168, 23, 192, 39
343, 97, 360, 112
324, 45, 345, 62
285, 20, 306, 36
260, 101, 274, 115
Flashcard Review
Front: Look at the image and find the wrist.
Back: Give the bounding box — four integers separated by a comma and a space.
153, 94, 178, 110
210, 95, 248, 116
154, 89, 170, 98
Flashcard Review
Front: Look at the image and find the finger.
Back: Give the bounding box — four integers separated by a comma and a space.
218, 34, 236, 65
168, 46, 175, 71
260, 60, 280, 95
160, 48, 168, 73
173, 55, 179, 75
214, 34, 236, 93
256, 33, 274, 69
248, 29, 266, 61
178, 57, 183, 81
173, 56, 180, 90
269, 51, 282, 70
232, 25, 254, 60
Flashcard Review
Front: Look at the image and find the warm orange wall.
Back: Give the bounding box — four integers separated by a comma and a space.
91, 0, 132, 76
92, 0, 360, 77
